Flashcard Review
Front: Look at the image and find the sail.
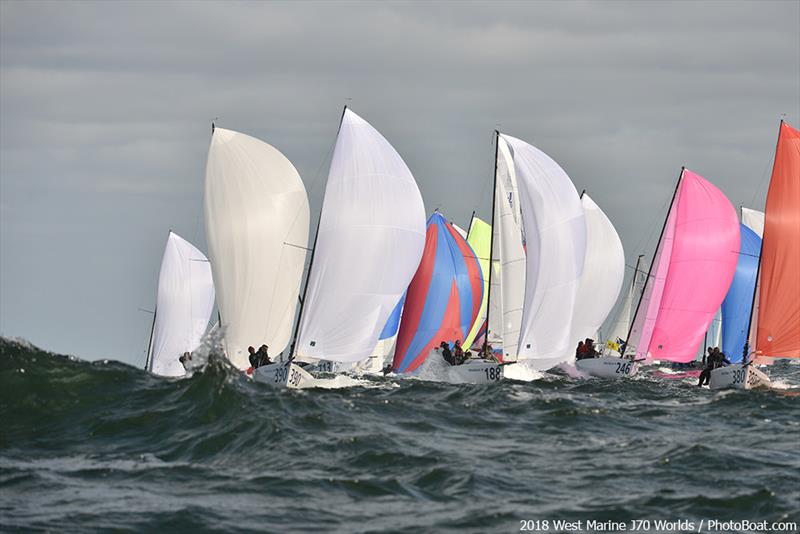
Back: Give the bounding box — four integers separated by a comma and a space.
720, 224, 761, 363
607, 257, 647, 344
489, 136, 526, 360
296, 109, 426, 363
571, 194, 625, 344
636, 169, 740, 363
392, 213, 484, 372
452, 223, 468, 239
463, 216, 491, 350
148, 232, 215, 377
741, 208, 764, 354
501, 134, 586, 366
755, 121, 800, 359
741, 207, 765, 237
204, 128, 309, 369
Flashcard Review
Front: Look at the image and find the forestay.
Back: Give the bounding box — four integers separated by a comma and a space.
502, 134, 586, 367
571, 194, 625, 344
148, 232, 215, 377
296, 109, 426, 363
204, 128, 310, 369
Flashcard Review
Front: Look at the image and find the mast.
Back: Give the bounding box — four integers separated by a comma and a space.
622, 168, 684, 359
289, 105, 348, 358
144, 307, 157, 371
482, 130, 500, 355
466, 210, 476, 237
742, 119, 783, 365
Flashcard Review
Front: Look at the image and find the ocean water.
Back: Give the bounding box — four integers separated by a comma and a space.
1, 337, 798, 533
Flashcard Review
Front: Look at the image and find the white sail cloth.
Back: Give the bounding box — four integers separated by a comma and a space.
149, 232, 215, 377
488, 136, 526, 359
741, 207, 765, 237
570, 194, 625, 344
204, 128, 310, 369
502, 134, 587, 367
296, 109, 426, 363
607, 257, 648, 344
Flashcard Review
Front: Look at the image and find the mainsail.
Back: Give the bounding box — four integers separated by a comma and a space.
625, 169, 740, 363
146, 232, 215, 377
501, 134, 586, 367
754, 121, 800, 360
488, 135, 526, 360
463, 216, 491, 350
393, 212, 483, 372
295, 108, 426, 363
607, 255, 647, 345
570, 193, 625, 344
720, 223, 761, 362
204, 128, 310, 369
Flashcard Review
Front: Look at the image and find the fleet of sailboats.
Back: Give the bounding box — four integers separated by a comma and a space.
143, 114, 798, 392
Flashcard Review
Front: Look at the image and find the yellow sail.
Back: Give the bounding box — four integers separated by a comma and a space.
463, 216, 492, 350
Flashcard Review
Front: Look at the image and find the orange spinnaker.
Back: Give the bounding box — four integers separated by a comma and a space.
756, 122, 800, 359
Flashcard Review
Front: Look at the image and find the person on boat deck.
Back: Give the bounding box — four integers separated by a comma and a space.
585, 338, 598, 358
256, 344, 271, 367
178, 351, 192, 369
698, 347, 731, 386
453, 340, 465, 365
440, 341, 455, 365
575, 341, 586, 360
248, 346, 258, 368
703, 347, 714, 366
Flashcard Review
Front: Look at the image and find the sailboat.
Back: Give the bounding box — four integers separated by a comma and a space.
622, 168, 740, 374
253, 107, 427, 388
204, 126, 310, 371
710, 121, 800, 389
392, 211, 497, 383
570, 193, 629, 379
145, 231, 216, 377
497, 133, 587, 377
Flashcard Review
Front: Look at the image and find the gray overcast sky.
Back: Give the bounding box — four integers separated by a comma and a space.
1, 1, 798, 366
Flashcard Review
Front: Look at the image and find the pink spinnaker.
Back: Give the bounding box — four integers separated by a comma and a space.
634, 169, 740, 363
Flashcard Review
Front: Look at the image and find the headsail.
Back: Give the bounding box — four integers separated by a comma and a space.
463, 216, 491, 350
754, 121, 800, 360
607, 255, 647, 345
147, 232, 215, 377
571, 194, 625, 344
393, 212, 483, 372
296, 109, 426, 363
501, 134, 586, 367
204, 128, 309, 369
720, 223, 761, 363
626, 169, 740, 363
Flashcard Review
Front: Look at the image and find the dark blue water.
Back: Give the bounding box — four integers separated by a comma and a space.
1, 337, 798, 533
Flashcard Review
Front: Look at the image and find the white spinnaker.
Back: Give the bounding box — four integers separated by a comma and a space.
571, 194, 625, 344
296, 109, 426, 363
488, 136, 526, 359
149, 232, 215, 377
502, 134, 587, 366
741, 207, 765, 237
204, 128, 310, 369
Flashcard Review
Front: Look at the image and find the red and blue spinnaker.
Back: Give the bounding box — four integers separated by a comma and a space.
393, 212, 484, 372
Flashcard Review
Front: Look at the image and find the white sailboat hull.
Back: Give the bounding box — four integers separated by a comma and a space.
709, 364, 771, 390
447, 359, 504, 384
575, 356, 638, 379
252, 362, 316, 389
